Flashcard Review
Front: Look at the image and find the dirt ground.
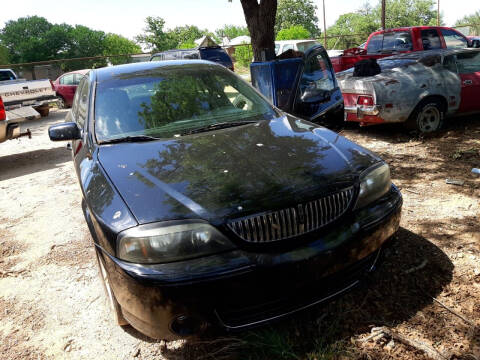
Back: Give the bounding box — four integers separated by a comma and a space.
0, 109, 479, 360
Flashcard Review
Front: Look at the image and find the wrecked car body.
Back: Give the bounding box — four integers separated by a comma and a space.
337, 49, 480, 132
48, 60, 402, 340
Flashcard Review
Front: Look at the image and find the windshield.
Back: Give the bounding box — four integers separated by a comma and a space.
95, 64, 277, 142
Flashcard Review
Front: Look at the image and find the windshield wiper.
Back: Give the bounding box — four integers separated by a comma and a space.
100, 135, 160, 144
180, 121, 257, 136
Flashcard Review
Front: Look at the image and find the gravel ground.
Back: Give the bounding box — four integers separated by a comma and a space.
0, 109, 479, 360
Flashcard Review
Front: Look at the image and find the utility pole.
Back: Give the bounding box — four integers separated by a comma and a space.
381, 0, 386, 30
437, 0, 440, 26
323, 0, 327, 49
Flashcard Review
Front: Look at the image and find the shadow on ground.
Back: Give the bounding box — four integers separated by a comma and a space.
0, 146, 71, 181
154, 227, 454, 359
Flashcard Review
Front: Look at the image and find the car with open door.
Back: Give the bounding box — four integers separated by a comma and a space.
48, 60, 402, 340
251, 45, 344, 124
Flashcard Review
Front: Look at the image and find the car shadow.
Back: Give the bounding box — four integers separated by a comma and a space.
0, 146, 71, 181
139, 227, 454, 359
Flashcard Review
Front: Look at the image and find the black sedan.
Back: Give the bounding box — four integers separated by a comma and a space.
49, 60, 402, 340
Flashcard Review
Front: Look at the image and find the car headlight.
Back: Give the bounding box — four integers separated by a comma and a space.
354, 163, 391, 210
117, 221, 235, 264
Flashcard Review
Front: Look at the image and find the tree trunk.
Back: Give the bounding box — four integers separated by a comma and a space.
240, 0, 277, 61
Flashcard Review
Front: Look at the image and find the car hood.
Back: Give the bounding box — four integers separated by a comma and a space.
98, 115, 380, 225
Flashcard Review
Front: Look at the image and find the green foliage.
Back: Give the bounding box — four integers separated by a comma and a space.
326, 0, 442, 49
382, 0, 438, 28
326, 3, 378, 49
136, 17, 214, 52
276, 25, 311, 40
276, 0, 321, 38
0, 16, 67, 63
455, 10, 480, 36
215, 25, 249, 40
135, 17, 177, 52
0, 16, 143, 69
104, 33, 141, 65
178, 42, 196, 49
234, 42, 253, 67
0, 44, 9, 64
170, 25, 205, 47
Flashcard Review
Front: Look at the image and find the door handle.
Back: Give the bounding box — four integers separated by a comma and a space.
463, 80, 473, 85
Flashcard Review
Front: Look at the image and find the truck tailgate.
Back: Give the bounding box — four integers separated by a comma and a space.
0, 79, 56, 107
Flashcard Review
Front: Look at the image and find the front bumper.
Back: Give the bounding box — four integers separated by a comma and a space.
99, 185, 402, 339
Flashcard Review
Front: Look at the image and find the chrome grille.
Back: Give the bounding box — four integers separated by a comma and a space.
227, 187, 355, 243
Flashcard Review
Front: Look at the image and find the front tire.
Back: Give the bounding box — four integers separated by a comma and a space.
95, 251, 128, 326
406, 100, 444, 133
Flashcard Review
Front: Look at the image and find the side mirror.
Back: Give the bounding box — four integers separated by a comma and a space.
48, 122, 81, 141
300, 88, 331, 103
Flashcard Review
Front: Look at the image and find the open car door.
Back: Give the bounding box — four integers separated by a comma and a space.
291, 46, 343, 122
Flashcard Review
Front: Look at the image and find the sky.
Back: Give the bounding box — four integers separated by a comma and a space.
0, 0, 476, 42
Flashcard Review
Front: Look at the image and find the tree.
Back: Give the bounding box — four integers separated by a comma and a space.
381, 0, 438, 28
215, 25, 249, 41
135, 17, 177, 52
170, 25, 205, 47
0, 16, 67, 63
104, 33, 141, 65
455, 11, 480, 36
0, 44, 9, 64
326, 3, 378, 49
239, 0, 277, 61
275, 0, 320, 38
276, 25, 310, 40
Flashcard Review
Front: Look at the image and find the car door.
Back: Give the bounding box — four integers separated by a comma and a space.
292, 47, 343, 121
456, 51, 480, 113
59, 74, 76, 106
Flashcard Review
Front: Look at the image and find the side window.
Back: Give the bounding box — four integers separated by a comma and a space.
421, 29, 442, 50
60, 74, 75, 85
441, 29, 468, 49
299, 53, 335, 99
73, 73, 84, 85
443, 55, 458, 72
456, 52, 480, 74
71, 79, 85, 123
283, 44, 294, 52
367, 35, 383, 54
76, 78, 90, 129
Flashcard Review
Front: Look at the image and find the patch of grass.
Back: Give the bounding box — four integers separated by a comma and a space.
236, 313, 350, 360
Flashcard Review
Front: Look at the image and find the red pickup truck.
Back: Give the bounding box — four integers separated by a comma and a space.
331, 26, 471, 72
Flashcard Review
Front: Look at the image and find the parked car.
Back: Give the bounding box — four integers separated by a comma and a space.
48, 60, 402, 340
151, 47, 234, 71
0, 69, 58, 143
331, 26, 471, 72
52, 69, 90, 108
337, 49, 480, 132
275, 40, 320, 56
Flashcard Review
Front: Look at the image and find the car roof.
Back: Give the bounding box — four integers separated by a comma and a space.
93, 60, 221, 82
60, 69, 91, 76
368, 26, 468, 38
275, 40, 316, 45
381, 48, 480, 61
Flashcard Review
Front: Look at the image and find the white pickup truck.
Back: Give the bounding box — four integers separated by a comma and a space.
0, 68, 58, 143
